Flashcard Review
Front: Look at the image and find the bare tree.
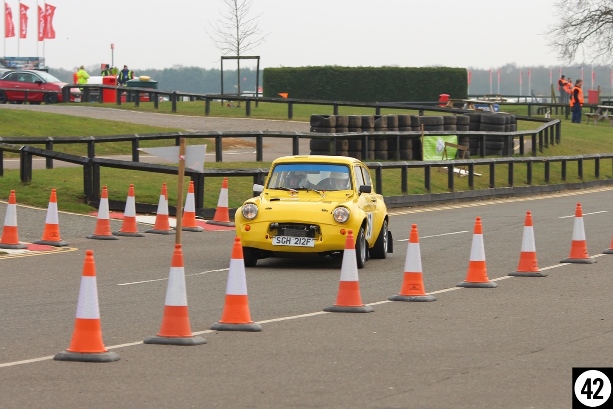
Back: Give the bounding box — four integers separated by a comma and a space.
207, 0, 267, 98
547, 0, 613, 63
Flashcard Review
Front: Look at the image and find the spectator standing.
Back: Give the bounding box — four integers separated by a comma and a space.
558, 75, 568, 104
72, 69, 78, 84
117, 65, 134, 86
101, 64, 112, 76
571, 79, 584, 123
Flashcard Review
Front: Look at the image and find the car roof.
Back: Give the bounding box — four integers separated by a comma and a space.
272, 155, 365, 166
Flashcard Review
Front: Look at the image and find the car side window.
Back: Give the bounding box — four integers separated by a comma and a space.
6, 73, 18, 81
361, 166, 372, 186
353, 165, 365, 188
23, 74, 35, 83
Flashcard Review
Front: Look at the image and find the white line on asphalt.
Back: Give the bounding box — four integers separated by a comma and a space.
559, 210, 608, 219
0, 254, 607, 369
117, 268, 229, 286
397, 230, 469, 242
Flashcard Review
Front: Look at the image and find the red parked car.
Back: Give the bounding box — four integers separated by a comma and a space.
0, 70, 81, 104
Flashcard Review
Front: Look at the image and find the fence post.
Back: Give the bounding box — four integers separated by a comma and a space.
153, 93, 159, 109
292, 134, 300, 155
19, 149, 32, 184
256, 133, 264, 162
83, 162, 92, 204
62, 86, 70, 103
135, 91, 140, 107
86, 136, 95, 159
205, 97, 211, 116
288, 101, 294, 119
45, 138, 54, 169
116, 88, 122, 105
0, 150, 3, 176
246, 99, 251, 117
171, 91, 177, 113
192, 172, 205, 211
333, 104, 339, 115
131, 138, 140, 162
92, 162, 101, 202
215, 133, 223, 162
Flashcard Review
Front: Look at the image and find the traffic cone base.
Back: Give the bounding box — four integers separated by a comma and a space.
34, 238, 68, 246
54, 350, 120, 363
144, 335, 207, 346
457, 280, 498, 288
145, 228, 174, 235
509, 271, 548, 277
86, 233, 119, 240
560, 257, 596, 264
182, 225, 204, 232
324, 304, 374, 313
604, 249, 613, 254
113, 230, 146, 237
389, 294, 436, 302
211, 322, 262, 332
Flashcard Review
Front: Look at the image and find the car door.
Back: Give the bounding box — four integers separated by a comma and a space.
21, 72, 45, 102
354, 165, 376, 241
1, 72, 23, 101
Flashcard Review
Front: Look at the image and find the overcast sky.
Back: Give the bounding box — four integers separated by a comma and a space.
1, 0, 569, 71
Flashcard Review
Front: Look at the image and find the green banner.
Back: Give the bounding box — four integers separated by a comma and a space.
422, 135, 458, 161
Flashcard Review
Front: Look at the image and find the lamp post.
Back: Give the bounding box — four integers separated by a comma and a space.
111, 43, 114, 71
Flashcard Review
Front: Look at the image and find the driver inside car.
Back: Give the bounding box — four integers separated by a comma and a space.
285, 171, 308, 189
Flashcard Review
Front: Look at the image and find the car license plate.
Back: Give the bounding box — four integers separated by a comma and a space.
272, 236, 314, 247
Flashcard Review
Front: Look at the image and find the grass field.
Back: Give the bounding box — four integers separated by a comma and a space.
0, 102, 611, 213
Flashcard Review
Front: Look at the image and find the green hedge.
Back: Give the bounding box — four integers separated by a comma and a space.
262, 66, 467, 102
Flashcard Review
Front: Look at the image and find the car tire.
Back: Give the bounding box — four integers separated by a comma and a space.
369, 219, 388, 259
243, 247, 258, 267
44, 93, 58, 104
355, 227, 367, 269
0, 91, 7, 104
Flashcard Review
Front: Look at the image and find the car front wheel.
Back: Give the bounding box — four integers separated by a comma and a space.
0, 91, 8, 104
369, 219, 388, 259
243, 247, 258, 267
44, 93, 58, 104
355, 227, 367, 269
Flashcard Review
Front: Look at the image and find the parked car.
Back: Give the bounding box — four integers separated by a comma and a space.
234, 155, 393, 268
0, 70, 81, 104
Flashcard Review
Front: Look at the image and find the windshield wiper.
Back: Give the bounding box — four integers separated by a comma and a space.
272, 187, 298, 193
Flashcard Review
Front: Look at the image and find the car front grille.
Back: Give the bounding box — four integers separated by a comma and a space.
269, 223, 319, 238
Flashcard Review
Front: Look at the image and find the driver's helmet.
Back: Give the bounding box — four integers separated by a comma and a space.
330, 171, 349, 189
286, 171, 307, 188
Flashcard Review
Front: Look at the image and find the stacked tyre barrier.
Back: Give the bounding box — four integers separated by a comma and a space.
310, 113, 510, 161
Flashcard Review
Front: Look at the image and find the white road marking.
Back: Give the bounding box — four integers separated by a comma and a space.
559, 210, 607, 219
397, 230, 469, 242
1, 255, 606, 369
117, 268, 229, 286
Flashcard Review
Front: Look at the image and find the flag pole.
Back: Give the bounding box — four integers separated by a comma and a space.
175, 137, 186, 245
3, 0, 6, 58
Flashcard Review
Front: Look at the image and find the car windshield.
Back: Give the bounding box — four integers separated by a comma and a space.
32, 71, 61, 82
267, 163, 352, 191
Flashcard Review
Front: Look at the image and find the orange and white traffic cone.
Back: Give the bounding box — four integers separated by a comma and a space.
145, 183, 173, 235
509, 211, 547, 277
34, 189, 68, 247
324, 230, 374, 313
113, 184, 145, 237
54, 250, 120, 362
182, 181, 204, 232
561, 203, 596, 264
206, 178, 235, 227
144, 244, 206, 345
86, 186, 119, 240
457, 217, 498, 288
211, 237, 262, 331
0, 190, 27, 249
389, 224, 436, 302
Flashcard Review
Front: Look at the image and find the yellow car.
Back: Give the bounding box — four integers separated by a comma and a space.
235, 155, 393, 268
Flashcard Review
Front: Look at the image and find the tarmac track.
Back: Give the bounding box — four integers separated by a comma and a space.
0, 104, 612, 408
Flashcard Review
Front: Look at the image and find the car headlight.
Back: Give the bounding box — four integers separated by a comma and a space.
332, 207, 350, 223
242, 203, 258, 220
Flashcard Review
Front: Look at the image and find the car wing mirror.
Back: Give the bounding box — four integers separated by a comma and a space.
253, 183, 264, 196
35, 80, 43, 85
359, 185, 372, 194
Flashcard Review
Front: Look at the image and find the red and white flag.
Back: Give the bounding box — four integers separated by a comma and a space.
37, 5, 44, 41
19, 3, 29, 39
5, 3, 15, 38
44, 3, 56, 39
